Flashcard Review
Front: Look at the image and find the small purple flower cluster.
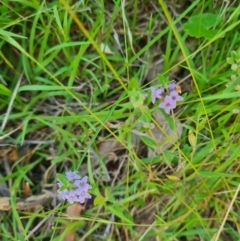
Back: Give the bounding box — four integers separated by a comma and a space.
57, 171, 92, 204
150, 83, 183, 114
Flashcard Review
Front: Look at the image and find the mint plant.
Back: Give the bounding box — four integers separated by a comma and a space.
57, 171, 92, 204
150, 83, 183, 114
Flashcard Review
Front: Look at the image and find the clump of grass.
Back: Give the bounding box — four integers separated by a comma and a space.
0, 0, 239, 240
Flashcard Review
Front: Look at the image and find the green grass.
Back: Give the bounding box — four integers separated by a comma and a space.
0, 0, 240, 240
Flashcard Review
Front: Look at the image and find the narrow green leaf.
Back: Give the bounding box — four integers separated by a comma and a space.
56, 173, 69, 185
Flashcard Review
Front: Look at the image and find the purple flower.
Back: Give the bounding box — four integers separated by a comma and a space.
65, 171, 80, 181
75, 190, 92, 204
74, 176, 92, 191
168, 83, 176, 91
57, 172, 92, 204
159, 95, 176, 114
169, 90, 183, 102
75, 195, 85, 204
58, 189, 69, 200
150, 87, 164, 104
67, 190, 77, 204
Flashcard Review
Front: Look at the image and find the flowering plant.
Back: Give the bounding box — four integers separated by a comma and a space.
57, 171, 92, 204
150, 83, 183, 114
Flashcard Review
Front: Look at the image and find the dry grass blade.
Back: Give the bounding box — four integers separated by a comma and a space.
213, 184, 240, 241
0, 193, 54, 211
1, 74, 22, 131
